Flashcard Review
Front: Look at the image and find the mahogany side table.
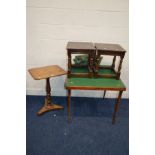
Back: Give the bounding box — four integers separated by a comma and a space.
28, 65, 66, 115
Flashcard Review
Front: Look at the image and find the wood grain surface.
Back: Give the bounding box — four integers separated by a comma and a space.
28, 65, 66, 80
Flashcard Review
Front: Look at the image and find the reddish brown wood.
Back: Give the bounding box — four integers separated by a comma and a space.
89, 56, 94, 78
67, 42, 95, 50
112, 91, 123, 124
67, 89, 71, 122
65, 78, 126, 124
37, 78, 63, 115
116, 55, 124, 79
95, 43, 126, 54
99, 65, 113, 69
67, 52, 71, 78
45, 78, 51, 105
112, 56, 116, 69
103, 90, 106, 99
66, 86, 126, 91
69, 73, 91, 77
28, 65, 66, 115
28, 65, 66, 80
66, 87, 124, 124
94, 43, 126, 79
67, 42, 95, 78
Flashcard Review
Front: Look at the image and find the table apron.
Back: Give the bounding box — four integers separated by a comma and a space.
65, 87, 126, 91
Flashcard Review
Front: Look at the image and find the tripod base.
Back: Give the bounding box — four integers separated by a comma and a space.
37, 103, 63, 115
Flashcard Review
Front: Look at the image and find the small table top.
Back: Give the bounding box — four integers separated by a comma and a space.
28, 65, 66, 80
65, 77, 126, 91
95, 43, 126, 53
67, 42, 95, 50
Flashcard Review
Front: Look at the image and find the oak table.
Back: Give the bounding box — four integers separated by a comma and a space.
65, 77, 126, 124
28, 65, 66, 115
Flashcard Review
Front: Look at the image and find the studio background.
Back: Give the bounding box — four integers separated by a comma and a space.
26, 0, 129, 98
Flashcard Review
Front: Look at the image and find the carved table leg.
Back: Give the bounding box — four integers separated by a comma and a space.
112, 91, 123, 124
67, 89, 71, 122
37, 78, 63, 115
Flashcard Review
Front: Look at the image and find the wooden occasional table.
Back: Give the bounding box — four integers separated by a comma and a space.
94, 43, 126, 79
28, 65, 66, 115
66, 42, 95, 78
65, 77, 126, 124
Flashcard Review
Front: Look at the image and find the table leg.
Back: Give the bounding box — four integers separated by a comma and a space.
37, 78, 63, 115
112, 91, 123, 124
67, 89, 71, 122
103, 90, 106, 99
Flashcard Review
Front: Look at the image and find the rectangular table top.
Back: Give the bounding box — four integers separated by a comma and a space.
67, 42, 95, 50
28, 65, 66, 80
95, 43, 126, 53
65, 77, 126, 91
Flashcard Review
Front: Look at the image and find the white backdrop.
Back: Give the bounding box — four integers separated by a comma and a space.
26, 0, 129, 98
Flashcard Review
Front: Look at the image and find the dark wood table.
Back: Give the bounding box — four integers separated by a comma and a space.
28, 65, 66, 115
66, 42, 95, 78
94, 43, 126, 79
65, 77, 126, 124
